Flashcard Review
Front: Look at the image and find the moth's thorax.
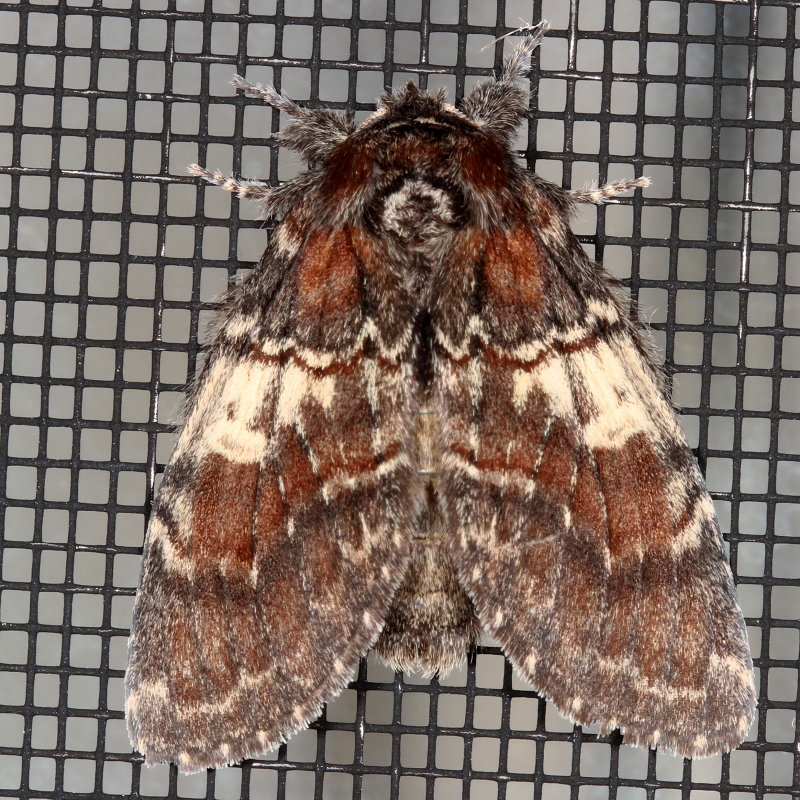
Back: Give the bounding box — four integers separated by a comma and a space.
378, 174, 459, 248
377, 136, 459, 483
369, 125, 468, 242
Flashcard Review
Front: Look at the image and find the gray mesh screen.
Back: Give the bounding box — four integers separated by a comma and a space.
0, 0, 798, 798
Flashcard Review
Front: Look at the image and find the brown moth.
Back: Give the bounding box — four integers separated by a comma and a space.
125, 23, 757, 773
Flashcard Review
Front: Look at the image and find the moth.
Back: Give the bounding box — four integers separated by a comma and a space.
125, 23, 757, 774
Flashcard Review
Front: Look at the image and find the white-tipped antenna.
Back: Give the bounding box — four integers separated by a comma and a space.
229, 73, 354, 162
498, 20, 551, 83
569, 176, 651, 205
480, 19, 550, 51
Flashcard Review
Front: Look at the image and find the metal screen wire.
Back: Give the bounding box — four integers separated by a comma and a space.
0, 0, 798, 797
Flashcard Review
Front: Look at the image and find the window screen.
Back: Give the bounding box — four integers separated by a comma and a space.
0, 0, 798, 798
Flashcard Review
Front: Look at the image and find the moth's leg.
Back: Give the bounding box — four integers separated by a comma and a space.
568, 176, 650, 205
188, 164, 274, 201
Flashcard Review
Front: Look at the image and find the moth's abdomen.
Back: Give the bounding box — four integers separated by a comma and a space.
374, 470, 481, 675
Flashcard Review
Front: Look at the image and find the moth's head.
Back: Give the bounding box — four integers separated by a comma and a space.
361, 81, 472, 131
318, 71, 528, 241
311, 27, 550, 233
218, 25, 549, 230
346, 63, 527, 157
356, 23, 550, 145
279, 25, 547, 163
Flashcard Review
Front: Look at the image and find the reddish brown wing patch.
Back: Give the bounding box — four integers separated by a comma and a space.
295, 228, 361, 319
192, 454, 260, 566
594, 433, 673, 560
483, 227, 543, 308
